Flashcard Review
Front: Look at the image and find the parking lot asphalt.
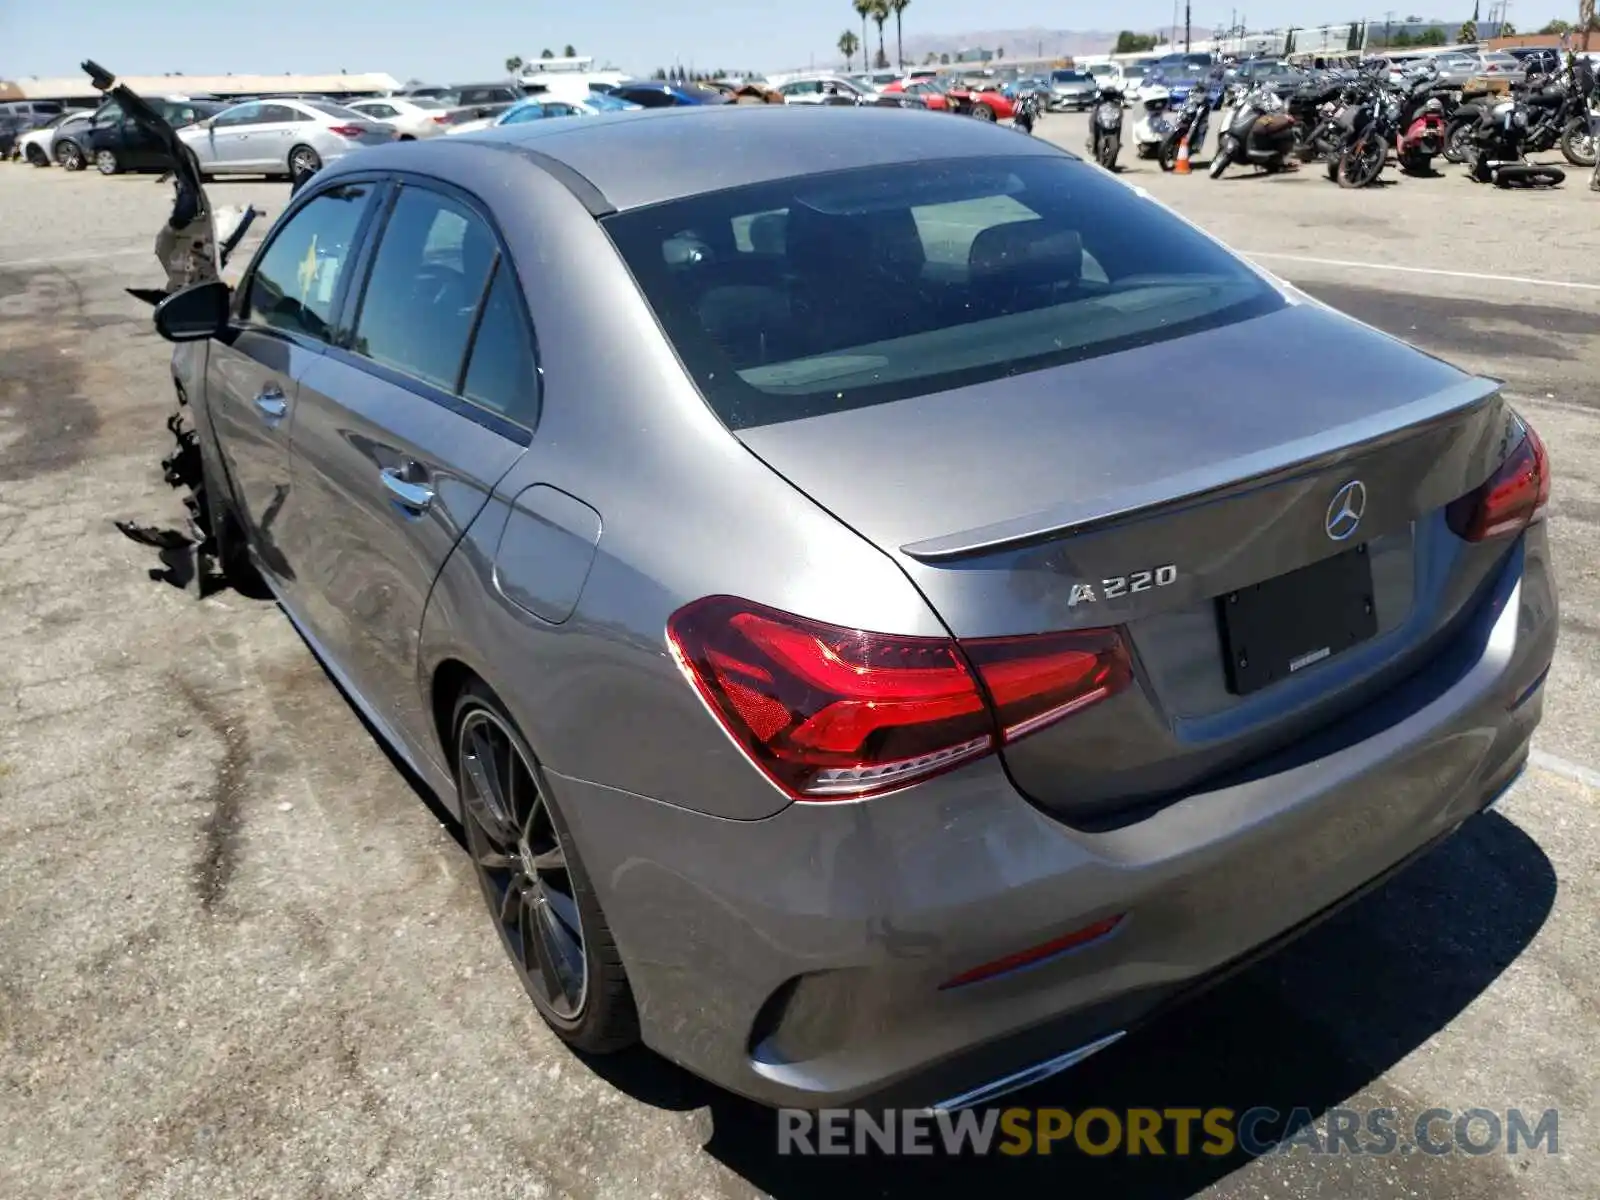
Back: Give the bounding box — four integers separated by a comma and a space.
1, 120, 1596, 1200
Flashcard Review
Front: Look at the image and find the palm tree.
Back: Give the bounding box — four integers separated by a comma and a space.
505, 55, 524, 77
889, 0, 910, 69
851, 0, 876, 73
838, 30, 861, 71
870, 0, 890, 69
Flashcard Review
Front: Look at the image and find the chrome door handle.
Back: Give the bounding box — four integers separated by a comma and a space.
380, 467, 434, 514
255, 387, 288, 420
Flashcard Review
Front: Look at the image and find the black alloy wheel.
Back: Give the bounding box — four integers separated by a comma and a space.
454, 685, 639, 1053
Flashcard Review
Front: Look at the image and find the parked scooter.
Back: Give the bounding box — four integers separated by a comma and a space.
1088, 83, 1125, 170
1209, 84, 1300, 178
1395, 74, 1449, 174
1132, 85, 1173, 159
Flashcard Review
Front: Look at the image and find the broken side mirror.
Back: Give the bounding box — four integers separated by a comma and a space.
154, 280, 231, 342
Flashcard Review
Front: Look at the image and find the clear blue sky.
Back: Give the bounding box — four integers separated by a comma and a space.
2, 2, 1553, 81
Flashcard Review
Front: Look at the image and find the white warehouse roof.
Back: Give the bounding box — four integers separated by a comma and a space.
0, 72, 402, 102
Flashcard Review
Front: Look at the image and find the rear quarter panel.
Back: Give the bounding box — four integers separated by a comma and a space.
407, 148, 942, 821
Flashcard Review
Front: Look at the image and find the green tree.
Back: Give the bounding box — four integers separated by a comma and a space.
839, 29, 860, 71
996, 46, 1004, 58
853, 0, 875, 77
1456, 19, 1477, 42
889, 0, 911, 69
1541, 19, 1572, 34
870, 0, 890, 70
505, 55, 524, 76
924, 51, 938, 63
1500, 21, 1516, 34
651, 67, 668, 79
1392, 28, 1415, 46
939, 51, 950, 64
564, 44, 576, 57
1114, 31, 1159, 53
540, 48, 554, 59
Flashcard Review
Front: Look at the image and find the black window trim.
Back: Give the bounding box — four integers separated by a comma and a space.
232, 173, 388, 355
326, 171, 540, 446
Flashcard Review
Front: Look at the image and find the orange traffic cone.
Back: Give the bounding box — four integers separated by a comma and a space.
1174, 135, 1192, 174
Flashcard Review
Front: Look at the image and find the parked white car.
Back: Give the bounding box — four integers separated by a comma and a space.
177, 98, 395, 178
14, 108, 94, 167
343, 96, 454, 139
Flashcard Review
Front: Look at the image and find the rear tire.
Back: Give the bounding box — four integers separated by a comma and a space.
286, 144, 321, 180
452, 679, 640, 1055
56, 139, 85, 171
971, 103, 994, 121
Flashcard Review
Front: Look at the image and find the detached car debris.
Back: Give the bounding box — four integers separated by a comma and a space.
85, 60, 266, 588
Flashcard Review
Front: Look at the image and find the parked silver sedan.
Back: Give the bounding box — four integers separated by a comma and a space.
148, 105, 1557, 1112
177, 97, 394, 178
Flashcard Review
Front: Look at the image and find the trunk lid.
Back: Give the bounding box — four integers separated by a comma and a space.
735, 300, 1517, 820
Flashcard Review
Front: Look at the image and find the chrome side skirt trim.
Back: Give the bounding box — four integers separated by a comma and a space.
928, 1031, 1126, 1113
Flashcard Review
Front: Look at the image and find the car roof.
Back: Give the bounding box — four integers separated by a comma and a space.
424, 104, 1065, 212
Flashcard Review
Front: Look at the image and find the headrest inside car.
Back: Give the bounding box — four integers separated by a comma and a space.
968, 221, 1083, 286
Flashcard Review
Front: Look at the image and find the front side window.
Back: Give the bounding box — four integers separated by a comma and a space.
351, 187, 498, 390
604, 155, 1281, 430
215, 102, 265, 128
259, 104, 303, 124
245, 183, 374, 341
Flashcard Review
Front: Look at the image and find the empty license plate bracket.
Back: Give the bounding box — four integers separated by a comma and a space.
1217, 545, 1378, 696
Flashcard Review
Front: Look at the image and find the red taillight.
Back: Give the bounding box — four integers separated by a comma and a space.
666, 595, 1133, 801
1446, 425, 1550, 542
432, 115, 450, 123
326, 124, 366, 137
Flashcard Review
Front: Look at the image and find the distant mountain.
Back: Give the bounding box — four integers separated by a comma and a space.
896, 27, 1126, 62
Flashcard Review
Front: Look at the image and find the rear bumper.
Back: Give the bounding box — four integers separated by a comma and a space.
555, 529, 1555, 1109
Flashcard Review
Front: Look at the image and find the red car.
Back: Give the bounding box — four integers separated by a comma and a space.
942, 82, 1016, 122
881, 79, 950, 110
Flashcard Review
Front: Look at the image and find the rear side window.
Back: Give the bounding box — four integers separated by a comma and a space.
460, 265, 539, 425
246, 184, 374, 341
603, 155, 1281, 430
351, 187, 498, 390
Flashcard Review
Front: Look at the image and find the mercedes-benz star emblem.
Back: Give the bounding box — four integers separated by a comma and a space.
1325, 480, 1367, 542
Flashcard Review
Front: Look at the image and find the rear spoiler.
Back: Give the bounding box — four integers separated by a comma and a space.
898, 376, 1502, 562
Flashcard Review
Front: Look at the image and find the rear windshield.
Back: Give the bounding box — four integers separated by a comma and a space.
1052, 71, 1091, 82
306, 100, 369, 120
407, 96, 447, 109
603, 155, 1282, 430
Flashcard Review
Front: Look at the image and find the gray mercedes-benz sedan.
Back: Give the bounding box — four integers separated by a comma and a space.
151, 105, 1557, 1111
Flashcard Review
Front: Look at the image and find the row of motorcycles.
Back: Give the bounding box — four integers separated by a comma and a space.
1065, 55, 1598, 190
